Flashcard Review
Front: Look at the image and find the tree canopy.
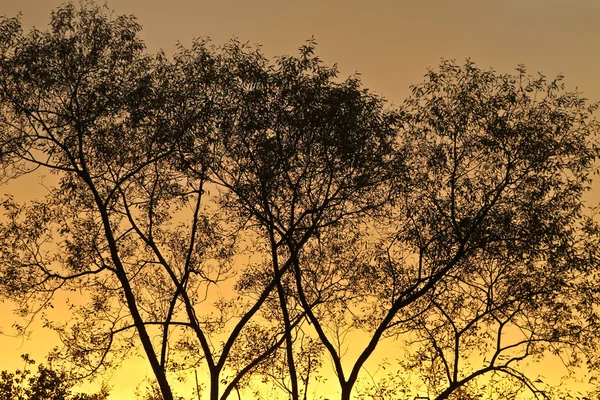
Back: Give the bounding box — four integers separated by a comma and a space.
0, 2, 599, 400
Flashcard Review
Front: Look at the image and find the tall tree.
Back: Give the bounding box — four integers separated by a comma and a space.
287, 60, 600, 399
204, 39, 399, 400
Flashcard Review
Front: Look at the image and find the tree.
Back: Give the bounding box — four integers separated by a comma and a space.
386, 61, 600, 399
0, 354, 109, 400
1, 2, 599, 400
0, 3, 187, 398
203, 39, 399, 400
285, 60, 600, 399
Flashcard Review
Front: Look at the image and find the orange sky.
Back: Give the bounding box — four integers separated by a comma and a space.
1, 0, 600, 398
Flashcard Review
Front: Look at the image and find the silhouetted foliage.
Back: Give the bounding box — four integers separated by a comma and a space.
0, 2, 599, 400
0, 354, 109, 400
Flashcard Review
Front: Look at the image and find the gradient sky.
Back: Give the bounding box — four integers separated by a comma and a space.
1, 0, 600, 398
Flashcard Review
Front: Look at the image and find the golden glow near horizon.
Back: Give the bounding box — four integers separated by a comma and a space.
1, 1, 599, 398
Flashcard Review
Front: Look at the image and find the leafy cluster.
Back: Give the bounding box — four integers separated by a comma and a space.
0, 355, 109, 400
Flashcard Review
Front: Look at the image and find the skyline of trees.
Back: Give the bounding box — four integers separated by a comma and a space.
0, 2, 599, 399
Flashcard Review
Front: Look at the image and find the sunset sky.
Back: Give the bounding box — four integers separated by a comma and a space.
1, 0, 600, 398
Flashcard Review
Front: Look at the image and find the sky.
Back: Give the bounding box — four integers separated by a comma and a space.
1, 0, 600, 398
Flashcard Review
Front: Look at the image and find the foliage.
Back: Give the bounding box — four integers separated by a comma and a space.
278, 60, 600, 400
0, 354, 109, 400
0, 2, 599, 400
387, 60, 600, 399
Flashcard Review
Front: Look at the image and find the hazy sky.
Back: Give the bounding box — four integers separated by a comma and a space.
5, 1, 600, 102
1, 0, 599, 398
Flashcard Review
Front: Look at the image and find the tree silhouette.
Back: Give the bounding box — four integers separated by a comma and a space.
289, 60, 600, 399
0, 2, 599, 400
